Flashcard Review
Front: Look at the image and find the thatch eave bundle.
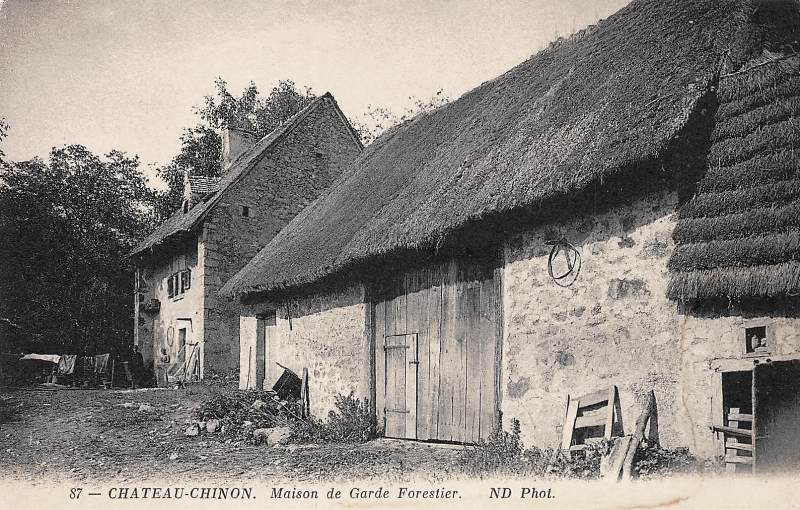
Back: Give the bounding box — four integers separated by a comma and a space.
669, 22, 800, 306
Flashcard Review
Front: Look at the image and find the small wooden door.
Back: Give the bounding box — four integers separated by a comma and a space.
384, 333, 418, 439
753, 360, 800, 473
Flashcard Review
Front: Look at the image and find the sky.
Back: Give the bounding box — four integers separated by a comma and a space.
0, 0, 630, 185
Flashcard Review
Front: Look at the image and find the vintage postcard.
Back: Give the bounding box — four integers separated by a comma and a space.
1, 0, 799, 508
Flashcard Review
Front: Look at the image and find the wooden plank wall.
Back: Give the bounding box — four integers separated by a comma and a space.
374, 256, 499, 443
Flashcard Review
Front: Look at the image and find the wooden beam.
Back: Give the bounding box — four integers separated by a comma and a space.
712, 425, 753, 437
621, 390, 656, 481
725, 442, 754, 452
725, 455, 753, 465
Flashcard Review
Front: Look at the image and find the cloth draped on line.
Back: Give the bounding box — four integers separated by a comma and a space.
19, 353, 61, 364
94, 353, 111, 374
58, 354, 77, 374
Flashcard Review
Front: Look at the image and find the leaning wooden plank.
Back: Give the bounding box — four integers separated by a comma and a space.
727, 413, 754, 422
621, 390, 656, 481
561, 398, 580, 450
602, 436, 634, 482
646, 391, 658, 445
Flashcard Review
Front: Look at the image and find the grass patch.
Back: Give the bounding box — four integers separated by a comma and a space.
458, 418, 608, 479
0, 395, 20, 424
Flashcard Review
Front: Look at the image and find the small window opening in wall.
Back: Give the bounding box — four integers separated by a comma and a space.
745, 326, 768, 354
240, 205, 251, 218
182, 200, 190, 213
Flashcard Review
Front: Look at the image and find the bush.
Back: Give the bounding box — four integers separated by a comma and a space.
459, 417, 607, 479
291, 392, 376, 443
633, 441, 724, 479
194, 389, 301, 441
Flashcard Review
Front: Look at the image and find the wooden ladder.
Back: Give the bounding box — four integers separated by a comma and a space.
561, 386, 623, 452
714, 407, 754, 473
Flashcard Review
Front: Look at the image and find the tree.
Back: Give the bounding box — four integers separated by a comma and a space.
0, 117, 9, 169
0, 145, 157, 354
153, 79, 316, 219
351, 89, 452, 146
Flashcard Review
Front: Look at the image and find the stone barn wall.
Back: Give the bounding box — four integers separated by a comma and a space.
501, 191, 685, 450
500, 189, 800, 457
203, 100, 363, 376
240, 283, 370, 417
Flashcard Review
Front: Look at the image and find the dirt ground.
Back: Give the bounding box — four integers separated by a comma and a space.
0, 386, 466, 484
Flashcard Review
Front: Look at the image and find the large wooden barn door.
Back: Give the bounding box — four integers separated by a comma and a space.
752, 360, 800, 473
374, 256, 500, 444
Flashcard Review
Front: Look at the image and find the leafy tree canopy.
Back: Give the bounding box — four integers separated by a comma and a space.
0, 144, 156, 353
153, 79, 316, 220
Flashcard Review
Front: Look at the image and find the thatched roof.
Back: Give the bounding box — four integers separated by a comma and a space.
223, 0, 791, 299
667, 49, 800, 303
130, 93, 360, 257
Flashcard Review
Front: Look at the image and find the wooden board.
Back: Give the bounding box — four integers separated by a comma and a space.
561, 398, 580, 450
437, 262, 457, 441
478, 275, 497, 440
465, 281, 482, 443
450, 270, 468, 443
426, 271, 443, 440
414, 270, 431, 440
384, 334, 407, 438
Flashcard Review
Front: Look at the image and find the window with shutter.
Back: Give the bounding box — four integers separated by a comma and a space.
181, 269, 191, 292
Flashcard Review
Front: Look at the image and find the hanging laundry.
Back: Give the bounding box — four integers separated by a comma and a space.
20, 354, 61, 364
58, 355, 77, 375
94, 353, 110, 374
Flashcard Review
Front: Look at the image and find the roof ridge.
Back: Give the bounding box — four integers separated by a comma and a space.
130, 92, 361, 257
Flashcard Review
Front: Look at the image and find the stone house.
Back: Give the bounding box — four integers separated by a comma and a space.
222, 0, 800, 471
130, 93, 363, 380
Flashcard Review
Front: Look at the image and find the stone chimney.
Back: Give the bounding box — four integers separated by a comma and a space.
221, 123, 258, 172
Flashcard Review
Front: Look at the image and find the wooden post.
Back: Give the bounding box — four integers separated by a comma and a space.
301, 368, 309, 419
110, 359, 116, 389
621, 390, 656, 481
245, 346, 252, 389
